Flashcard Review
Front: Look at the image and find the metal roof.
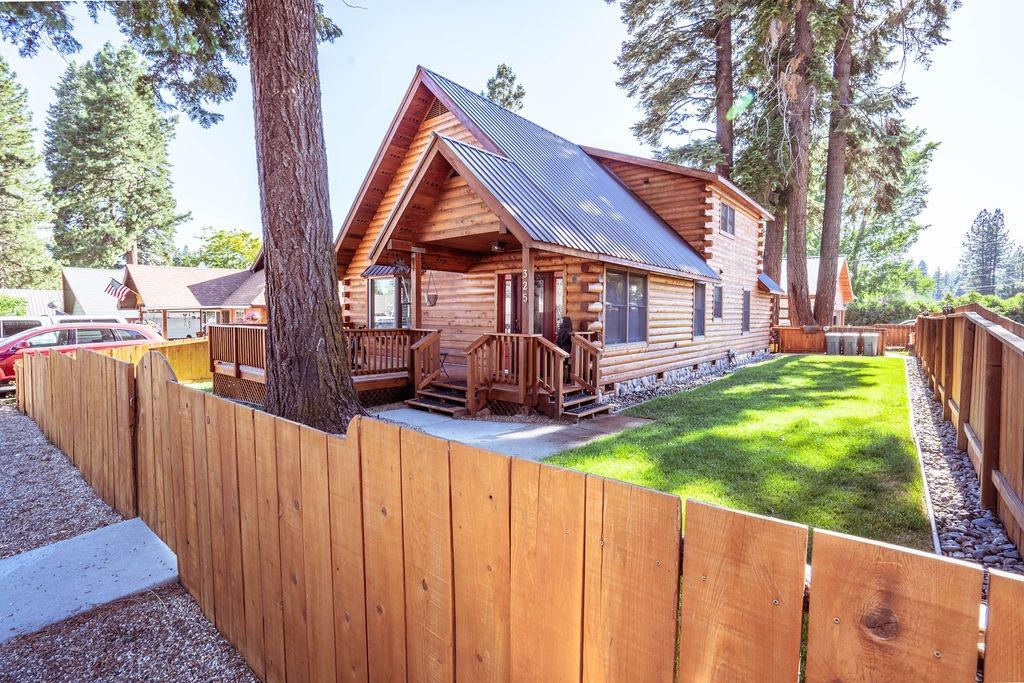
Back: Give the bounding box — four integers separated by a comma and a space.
61, 267, 126, 315
757, 272, 785, 296
423, 69, 719, 281
0, 288, 62, 316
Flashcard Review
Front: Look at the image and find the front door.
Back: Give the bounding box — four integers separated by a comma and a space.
498, 273, 522, 333
498, 271, 564, 340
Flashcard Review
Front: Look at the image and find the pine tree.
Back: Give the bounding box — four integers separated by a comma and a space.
482, 64, 526, 111
45, 44, 186, 268
0, 56, 57, 288
1000, 244, 1024, 297
959, 209, 1009, 295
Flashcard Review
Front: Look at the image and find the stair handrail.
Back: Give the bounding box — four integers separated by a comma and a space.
570, 332, 601, 394
464, 333, 496, 415
410, 330, 441, 392
534, 335, 569, 416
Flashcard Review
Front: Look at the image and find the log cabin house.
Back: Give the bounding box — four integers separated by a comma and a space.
209, 67, 783, 419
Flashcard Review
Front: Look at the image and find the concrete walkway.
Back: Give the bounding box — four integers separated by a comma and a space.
0, 518, 177, 644
372, 408, 650, 461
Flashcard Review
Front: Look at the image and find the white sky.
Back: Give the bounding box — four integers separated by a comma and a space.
2, 0, 1020, 272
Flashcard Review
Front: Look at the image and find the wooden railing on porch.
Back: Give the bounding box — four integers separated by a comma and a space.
465, 333, 531, 413
570, 332, 601, 394
410, 330, 441, 391
535, 336, 568, 416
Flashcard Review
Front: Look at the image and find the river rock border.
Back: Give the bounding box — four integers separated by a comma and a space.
906, 356, 1022, 573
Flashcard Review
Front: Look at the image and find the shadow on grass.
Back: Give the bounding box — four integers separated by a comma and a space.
548, 355, 932, 549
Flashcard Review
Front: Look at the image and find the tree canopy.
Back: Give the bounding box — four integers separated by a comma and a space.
0, 56, 57, 289
175, 227, 262, 269
46, 43, 187, 267
482, 63, 526, 111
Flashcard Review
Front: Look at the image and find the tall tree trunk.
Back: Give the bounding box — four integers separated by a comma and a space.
714, 8, 734, 177
246, 0, 362, 432
763, 195, 787, 281
813, 0, 854, 326
783, 0, 815, 326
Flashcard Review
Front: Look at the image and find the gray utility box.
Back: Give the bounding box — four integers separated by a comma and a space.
841, 333, 860, 355
825, 333, 842, 355
861, 332, 880, 357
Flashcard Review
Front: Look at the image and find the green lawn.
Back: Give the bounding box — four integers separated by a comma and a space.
547, 355, 932, 549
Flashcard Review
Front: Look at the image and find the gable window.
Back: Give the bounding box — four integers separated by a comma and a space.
742, 290, 751, 333
694, 282, 706, 338
369, 276, 411, 329
721, 203, 736, 235
606, 269, 647, 345
713, 285, 723, 320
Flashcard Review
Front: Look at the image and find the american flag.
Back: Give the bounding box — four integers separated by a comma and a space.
104, 278, 132, 302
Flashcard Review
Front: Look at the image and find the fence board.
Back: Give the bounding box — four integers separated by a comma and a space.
275, 418, 309, 683
583, 476, 680, 683
254, 409, 286, 683
985, 569, 1024, 681
360, 419, 407, 682
509, 459, 586, 682
172, 383, 201, 602
805, 529, 983, 682
216, 394, 246, 648
327, 421, 369, 683
400, 428, 454, 682
299, 426, 338, 683
234, 403, 266, 679
999, 349, 1024, 547
450, 443, 510, 682
678, 501, 807, 683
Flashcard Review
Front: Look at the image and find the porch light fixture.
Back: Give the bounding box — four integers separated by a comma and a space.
489, 240, 507, 253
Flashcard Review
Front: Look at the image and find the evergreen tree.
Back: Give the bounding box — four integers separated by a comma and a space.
0, 56, 57, 289
958, 209, 1008, 295
45, 44, 186, 268
1000, 244, 1024, 297
175, 227, 262, 269
482, 64, 526, 111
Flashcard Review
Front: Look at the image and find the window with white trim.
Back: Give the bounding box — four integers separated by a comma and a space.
694, 283, 706, 338
606, 269, 647, 345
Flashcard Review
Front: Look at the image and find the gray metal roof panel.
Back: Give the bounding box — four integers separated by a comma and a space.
758, 272, 785, 295
424, 69, 719, 280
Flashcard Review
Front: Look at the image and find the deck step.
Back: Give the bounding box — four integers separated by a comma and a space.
562, 401, 612, 421
562, 392, 597, 408
405, 397, 468, 417
432, 379, 468, 391
561, 383, 585, 395
418, 386, 468, 404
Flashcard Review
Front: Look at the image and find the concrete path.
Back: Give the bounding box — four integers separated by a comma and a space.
0, 518, 177, 644
372, 408, 650, 461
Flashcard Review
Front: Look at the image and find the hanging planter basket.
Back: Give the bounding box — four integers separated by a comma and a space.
425, 271, 439, 307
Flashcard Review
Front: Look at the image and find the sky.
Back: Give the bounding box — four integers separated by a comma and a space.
1, 0, 1021, 272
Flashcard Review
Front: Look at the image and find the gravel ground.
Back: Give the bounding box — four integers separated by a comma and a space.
0, 403, 121, 560
0, 583, 257, 683
906, 357, 1022, 573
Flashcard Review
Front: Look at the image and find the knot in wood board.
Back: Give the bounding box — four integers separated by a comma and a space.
861, 605, 899, 640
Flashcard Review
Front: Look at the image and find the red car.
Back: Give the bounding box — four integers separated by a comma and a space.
0, 323, 164, 385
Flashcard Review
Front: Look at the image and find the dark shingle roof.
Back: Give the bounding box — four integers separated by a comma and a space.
423, 69, 719, 281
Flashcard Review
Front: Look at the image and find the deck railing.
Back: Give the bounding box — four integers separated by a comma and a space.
410, 331, 441, 391
570, 333, 601, 393
535, 336, 568, 415
208, 324, 435, 382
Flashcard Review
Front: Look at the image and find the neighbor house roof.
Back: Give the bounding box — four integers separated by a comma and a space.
124, 264, 252, 310
779, 257, 855, 303
222, 269, 266, 308
336, 67, 720, 282
0, 288, 62, 316
61, 267, 126, 315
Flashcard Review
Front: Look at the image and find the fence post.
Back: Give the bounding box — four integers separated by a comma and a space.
957, 320, 976, 451
981, 331, 1003, 509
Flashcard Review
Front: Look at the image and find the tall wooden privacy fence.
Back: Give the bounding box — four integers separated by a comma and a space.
775, 324, 911, 354
17, 347, 1024, 681
98, 337, 211, 382
916, 305, 1024, 549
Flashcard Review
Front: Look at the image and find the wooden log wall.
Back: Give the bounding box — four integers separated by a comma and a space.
917, 308, 1024, 549
17, 348, 1024, 680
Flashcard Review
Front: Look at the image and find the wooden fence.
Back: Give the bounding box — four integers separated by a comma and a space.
917, 305, 1024, 549
16, 347, 1024, 680
775, 324, 896, 354
98, 337, 211, 382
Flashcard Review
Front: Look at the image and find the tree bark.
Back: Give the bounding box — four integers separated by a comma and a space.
245, 0, 362, 432
714, 8, 734, 177
813, 0, 854, 326
763, 198, 787, 282
783, 0, 816, 326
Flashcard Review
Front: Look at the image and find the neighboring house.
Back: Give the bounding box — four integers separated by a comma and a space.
778, 257, 855, 326
118, 264, 266, 338
61, 268, 137, 319
0, 288, 62, 316
328, 66, 782, 416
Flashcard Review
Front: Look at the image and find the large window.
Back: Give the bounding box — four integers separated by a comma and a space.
713, 285, 723, 320
721, 203, 736, 235
606, 269, 647, 345
742, 290, 751, 333
369, 276, 412, 329
694, 283, 706, 338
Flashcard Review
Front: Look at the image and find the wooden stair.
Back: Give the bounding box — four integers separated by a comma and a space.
537, 382, 612, 422
406, 379, 469, 417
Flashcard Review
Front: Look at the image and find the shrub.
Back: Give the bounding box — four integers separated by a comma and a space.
0, 294, 27, 316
